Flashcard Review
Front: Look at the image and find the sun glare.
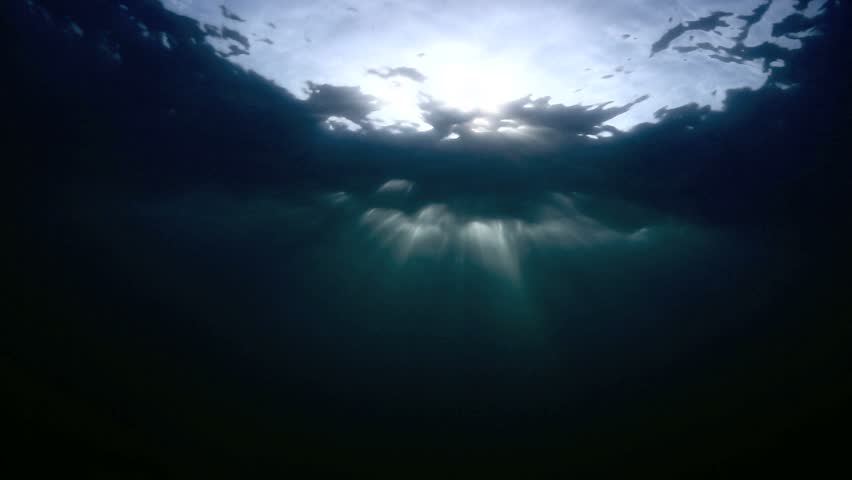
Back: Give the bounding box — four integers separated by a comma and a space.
359, 50, 527, 131
425, 57, 524, 113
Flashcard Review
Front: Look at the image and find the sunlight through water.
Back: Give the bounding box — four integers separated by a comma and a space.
161, 0, 829, 137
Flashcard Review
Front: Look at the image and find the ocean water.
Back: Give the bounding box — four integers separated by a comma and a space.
5, 0, 852, 476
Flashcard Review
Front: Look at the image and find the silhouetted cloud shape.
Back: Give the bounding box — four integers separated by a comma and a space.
304, 82, 379, 126
773, 13, 821, 37
204, 24, 221, 36
648, 2, 827, 74
220, 5, 245, 22
221, 26, 250, 50
412, 92, 650, 142
416, 96, 478, 138
795, 0, 818, 10
497, 94, 650, 136
367, 66, 427, 83
651, 11, 732, 55
223, 44, 249, 57
734, 1, 772, 42
203, 23, 251, 51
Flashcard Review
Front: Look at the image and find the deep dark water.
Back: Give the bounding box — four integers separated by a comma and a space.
4, 0, 852, 476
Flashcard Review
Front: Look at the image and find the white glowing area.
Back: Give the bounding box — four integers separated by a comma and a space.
161, 0, 829, 134
419, 50, 526, 114
353, 43, 530, 131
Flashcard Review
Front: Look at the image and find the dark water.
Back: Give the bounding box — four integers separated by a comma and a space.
5, 0, 852, 476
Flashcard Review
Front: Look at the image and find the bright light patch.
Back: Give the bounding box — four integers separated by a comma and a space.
421, 50, 526, 113
325, 116, 362, 132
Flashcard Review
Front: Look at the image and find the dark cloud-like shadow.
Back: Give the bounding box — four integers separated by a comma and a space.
367, 66, 427, 83
650, 0, 830, 72
734, 1, 772, 42
413, 93, 647, 144
651, 11, 732, 56
220, 5, 245, 23
220, 25, 249, 49
303, 82, 380, 127
417, 95, 479, 138
498, 94, 649, 136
